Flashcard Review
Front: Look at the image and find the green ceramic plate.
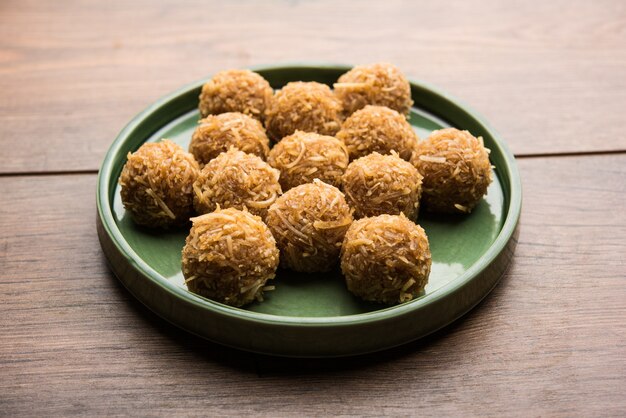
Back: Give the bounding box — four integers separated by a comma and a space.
97, 64, 521, 357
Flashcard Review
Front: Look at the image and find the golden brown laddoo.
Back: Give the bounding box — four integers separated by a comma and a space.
193, 148, 281, 220
342, 152, 423, 220
119, 140, 199, 228
336, 105, 419, 161
266, 179, 353, 273
410, 128, 493, 214
198, 69, 273, 121
265, 81, 342, 141
182, 208, 279, 307
267, 131, 349, 191
340, 214, 431, 305
189, 112, 270, 166
334, 63, 413, 116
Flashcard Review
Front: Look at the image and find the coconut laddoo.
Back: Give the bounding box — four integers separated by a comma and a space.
265, 81, 342, 141
193, 149, 281, 220
336, 105, 419, 161
334, 63, 413, 116
189, 112, 270, 166
410, 128, 493, 214
182, 208, 279, 307
267, 131, 349, 191
119, 140, 199, 228
340, 214, 431, 304
266, 179, 353, 273
342, 152, 423, 220
198, 69, 273, 121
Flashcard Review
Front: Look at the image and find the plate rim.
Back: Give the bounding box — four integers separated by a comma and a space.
97, 63, 522, 329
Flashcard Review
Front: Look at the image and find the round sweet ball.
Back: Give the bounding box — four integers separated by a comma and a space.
265, 81, 342, 141
198, 69, 273, 121
336, 105, 419, 161
334, 63, 413, 116
267, 131, 349, 191
182, 208, 279, 307
410, 128, 493, 214
342, 152, 423, 220
119, 140, 199, 228
266, 179, 353, 273
189, 112, 270, 166
340, 214, 431, 305
193, 148, 281, 220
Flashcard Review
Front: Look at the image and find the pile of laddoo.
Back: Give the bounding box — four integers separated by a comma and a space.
119, 63, 493, 308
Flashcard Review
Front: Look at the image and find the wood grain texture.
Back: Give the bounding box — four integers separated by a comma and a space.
0, 155, 624, 416
1, 0, 625, 173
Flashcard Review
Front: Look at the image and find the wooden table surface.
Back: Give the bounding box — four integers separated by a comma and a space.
1, 0, 625, 416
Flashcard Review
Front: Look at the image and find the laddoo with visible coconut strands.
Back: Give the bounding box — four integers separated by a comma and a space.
182, 208, 279, 307
342, 152, 423, 220
189, 112, 270, 166
193, 149, 281, 220
199, 69, 273, 121
119, 140, 199, 228
267, 131, 349, 191
266, 179, 353, 273
410, 128, 493, 214
336, 105, 419, 161
265, 81, 342, 141
340, 214, 431, 305
334, 63, 413, 116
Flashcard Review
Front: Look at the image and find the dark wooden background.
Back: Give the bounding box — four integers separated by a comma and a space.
1, 0, 624, 416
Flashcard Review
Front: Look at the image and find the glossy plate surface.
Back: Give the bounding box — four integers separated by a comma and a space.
97, 64, 522, 357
